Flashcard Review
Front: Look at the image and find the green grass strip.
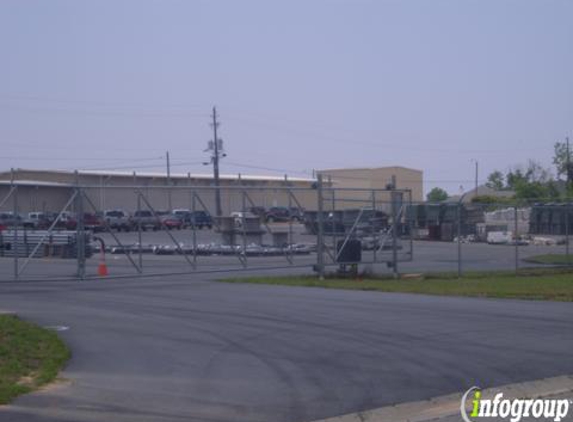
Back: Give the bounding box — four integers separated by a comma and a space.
0, 315, 70, 404
221, 269, 573, 302
523, 254, 573, 265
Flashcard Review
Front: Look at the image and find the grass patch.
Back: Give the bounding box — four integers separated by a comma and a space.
221, 268, 573, 302
523, 254, 573, 266
0, 315, 70, 404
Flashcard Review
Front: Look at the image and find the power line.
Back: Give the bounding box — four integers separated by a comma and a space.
0, 103, 208, 118
0, 93, 207, 111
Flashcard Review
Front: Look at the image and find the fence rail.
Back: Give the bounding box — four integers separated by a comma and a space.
1, 179, 571, 281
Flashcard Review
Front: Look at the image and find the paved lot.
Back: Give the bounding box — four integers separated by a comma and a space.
0, 232, 568, 281
0, 275, 572, 422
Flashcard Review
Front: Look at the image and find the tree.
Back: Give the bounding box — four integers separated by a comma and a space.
553, 141, 573, 182
426, 187, 448, 202
485, 170, 504, 190
506, 160, 551, 190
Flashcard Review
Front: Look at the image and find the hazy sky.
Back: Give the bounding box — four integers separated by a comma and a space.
1, 0, 571, 195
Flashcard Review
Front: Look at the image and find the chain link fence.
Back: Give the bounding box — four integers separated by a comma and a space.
0, 178, 570, 281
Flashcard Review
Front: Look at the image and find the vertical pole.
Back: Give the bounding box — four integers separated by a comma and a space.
137, 193, 143, 270
408, 191, 413, 261
566, 203, 570, 265
75, 171, 85, 280
457, 202, 462, 278
212, 107, 222, 217
567, 137, 571, 190
166, 151, 172, 211
567, 137, 571, 265
286, 175, 293, 257
331, 186, 336, 264
372, 190, 377, 263
474, 160, 478, 198
391, 175, 398, 278
316, 174, 325, 279
241, 190, 247, 266
192, 192, 197, 267
11, 168, 19, 280
514, 205, 519, 275
135, 172, 143, 271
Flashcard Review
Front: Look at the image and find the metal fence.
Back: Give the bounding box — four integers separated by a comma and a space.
406, 201, 572, 276
0, 176, 413, 281
1, 177, 571, 281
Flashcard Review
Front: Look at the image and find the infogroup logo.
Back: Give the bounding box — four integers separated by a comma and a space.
461, 386, 571, 422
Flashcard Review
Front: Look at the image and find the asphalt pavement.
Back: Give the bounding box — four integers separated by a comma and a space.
0, 274, 572, 422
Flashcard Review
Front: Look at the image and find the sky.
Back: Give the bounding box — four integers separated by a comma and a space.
0, 0, 571, 196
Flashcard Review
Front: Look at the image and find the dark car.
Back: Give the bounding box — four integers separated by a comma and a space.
289, 207, 305, 222
0, 212, 22, 228
190, 210, 212, 229
248, 206, 266, 219
265, 206, 291, 223
172, 209, 213, 229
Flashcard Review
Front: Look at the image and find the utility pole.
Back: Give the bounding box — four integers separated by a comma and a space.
205, 106, 225, 217
166, 151, 172, 210
566, 137, 571, 190
474, 160, 478, 197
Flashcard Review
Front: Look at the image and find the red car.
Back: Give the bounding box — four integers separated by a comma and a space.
159, 214, 184, 230
65, 213, 105, 232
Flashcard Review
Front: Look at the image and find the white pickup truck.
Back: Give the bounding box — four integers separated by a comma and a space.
103, 210, 131, 232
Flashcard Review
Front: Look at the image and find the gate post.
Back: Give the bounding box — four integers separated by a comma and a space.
566, 203, 570, 264
316, 174, 325, 280
514, 205, 519, 275
12, 168, 19, 280
457, 202, 462, 278
391, 177, 399, 278
75, 172, 86, 280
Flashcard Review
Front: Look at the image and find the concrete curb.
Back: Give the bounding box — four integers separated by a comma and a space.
311, 375, 573, 422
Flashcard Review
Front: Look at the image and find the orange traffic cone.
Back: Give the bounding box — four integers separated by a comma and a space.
94, 237, 108, 277
98, 259, 108, 276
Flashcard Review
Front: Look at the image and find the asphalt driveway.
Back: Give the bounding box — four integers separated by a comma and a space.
0, 275, 572, 422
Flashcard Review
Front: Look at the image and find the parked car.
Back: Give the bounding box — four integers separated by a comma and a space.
53, 211, 76, 229
159, 213, 184, 230
130, 210, 160, 231
23, 212, 52, 229
172, 209, 213, 229
0, 212, 22, 228
230, 211, 258, 228
65, 213, 105, 232
103, 209, 131, 231
265, 206, 291, 223
248, 206, 266, 219
289, 207, 305, 222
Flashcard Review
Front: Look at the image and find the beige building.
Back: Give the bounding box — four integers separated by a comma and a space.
0, 166, 423, 215
0, 169, 317, 215
317, 166, 423, 209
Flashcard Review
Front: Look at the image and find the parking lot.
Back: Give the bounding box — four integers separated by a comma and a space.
0, 219, 568, 281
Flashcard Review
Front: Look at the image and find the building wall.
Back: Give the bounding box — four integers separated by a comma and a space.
317, 166, 423, 211
0, 170, 318, 215
0, 167, 421, 215
0, 185, 73, 214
